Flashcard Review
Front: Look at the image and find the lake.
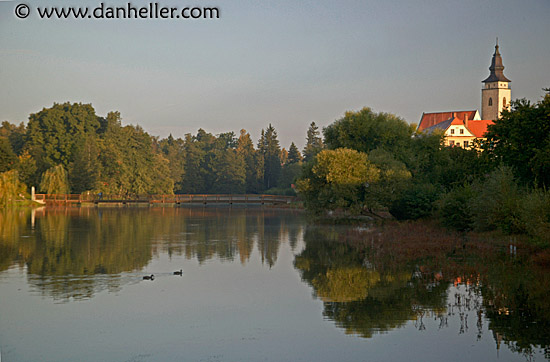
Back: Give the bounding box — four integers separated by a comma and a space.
0, 207, 548, 361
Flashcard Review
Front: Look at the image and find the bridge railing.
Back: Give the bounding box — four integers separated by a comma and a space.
34, 194, 84, 203
33, 194, 297, 204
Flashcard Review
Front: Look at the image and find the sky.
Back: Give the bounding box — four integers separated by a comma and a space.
1, 0, 549, 149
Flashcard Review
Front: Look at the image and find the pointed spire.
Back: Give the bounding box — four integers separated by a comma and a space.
483, 39, 511, 83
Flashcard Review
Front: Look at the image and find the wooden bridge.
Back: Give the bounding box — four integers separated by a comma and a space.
33, 194, 297, 206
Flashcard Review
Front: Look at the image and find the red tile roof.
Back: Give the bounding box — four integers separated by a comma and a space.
450, 117, 464, 126
417, 111, 478, 131
466, 119, 493, 138
422, 115, 494, 139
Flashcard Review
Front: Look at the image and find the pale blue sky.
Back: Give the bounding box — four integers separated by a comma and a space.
1, 0, 549, 148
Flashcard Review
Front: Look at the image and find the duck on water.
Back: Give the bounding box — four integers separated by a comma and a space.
143, 271, 181, 280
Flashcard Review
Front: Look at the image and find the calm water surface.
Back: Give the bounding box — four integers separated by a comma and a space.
0, 207, 547, 361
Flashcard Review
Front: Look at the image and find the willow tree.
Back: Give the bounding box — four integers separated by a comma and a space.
0, 170, 27, 207
40, 165, 69, 194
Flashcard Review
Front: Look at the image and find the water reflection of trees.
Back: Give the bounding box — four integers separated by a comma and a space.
154, 207, 302, 267
294, 223, 550, 359
0, 208, 158, 301
294, 227, 448, 338
0, 207, 303, 301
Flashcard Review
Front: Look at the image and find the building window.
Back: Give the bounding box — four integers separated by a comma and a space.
503, 97, 507, 107
449, 140, 455, 146
460, 129, 464, 134
450, 129, 455, 134
464, 141, 469, 148
489, 97, 493, 106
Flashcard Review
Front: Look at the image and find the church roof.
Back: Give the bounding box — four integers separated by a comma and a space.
417, 110, 478, 132
483, 41, 511, 83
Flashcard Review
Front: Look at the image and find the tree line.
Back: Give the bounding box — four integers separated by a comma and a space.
2, 92, 549, 243
0, 102, 323, 200
296, 90, 550, 244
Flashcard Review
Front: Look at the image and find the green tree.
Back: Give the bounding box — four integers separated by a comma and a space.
180, 133, 206, 193
389, 183, 439, 220
16, 150, 38, 189
287, 142, 302, 164
217, 131, 237, 149
0, 121, 26, 155
258, 124, 282, 190
27, 102, 101, 172
0, 137, 17, 173
323, 107, 413, 162
210, 149, 246, 193
69, 136, 101, 193
367, 148, 412, 208
278, 163, 302, 190
302, 122, 324, 162
159, 134, 186, 193
484, 92, 550, 187
236, 129, 263, 193
471, 166, 523, 234
297, 148, 380, 214
97, 113, 173, 195
40, 165, 69, 194
438, 183, 476, 232
150, 153, 174, 194
0, 170, 27, 207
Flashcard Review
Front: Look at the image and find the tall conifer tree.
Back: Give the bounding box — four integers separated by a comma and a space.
303, 122, 324, 162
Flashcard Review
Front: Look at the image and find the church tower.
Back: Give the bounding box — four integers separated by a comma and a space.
482, 40, 511, 121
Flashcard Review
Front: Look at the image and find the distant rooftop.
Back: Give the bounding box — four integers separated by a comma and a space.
417, 110, 479, 132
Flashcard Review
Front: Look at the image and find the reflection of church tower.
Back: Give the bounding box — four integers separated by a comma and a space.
482, 40, 511, 121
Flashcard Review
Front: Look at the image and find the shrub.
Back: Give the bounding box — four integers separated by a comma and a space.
472, 166, 524, 234
520, 189, 550, 244
389, 183, 440, 220
438, 183, 476, 231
